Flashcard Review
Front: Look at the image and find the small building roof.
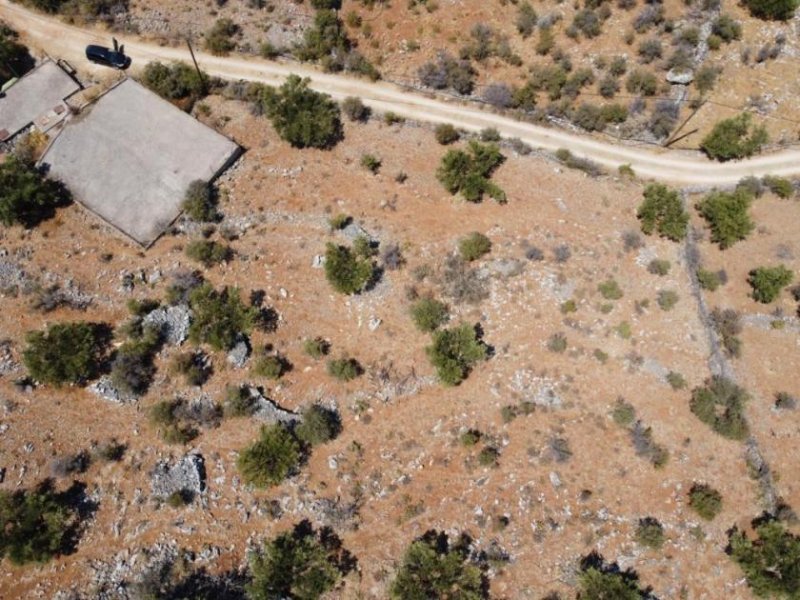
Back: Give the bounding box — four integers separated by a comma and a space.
0, 60, 80, 142
40, 79, 240, 246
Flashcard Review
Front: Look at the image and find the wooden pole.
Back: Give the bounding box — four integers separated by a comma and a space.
186, 37, 207, 94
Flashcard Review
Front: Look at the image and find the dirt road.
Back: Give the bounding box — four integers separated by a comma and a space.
3, 0, 799, 186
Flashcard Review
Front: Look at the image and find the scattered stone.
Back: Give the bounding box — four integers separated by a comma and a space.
482, 258, 525, 279
249, 388, 301, 425
312, 255, 325, 268
226, 334, 251, 369
368, 316, 382, 331
151, 453, 206, 499
549, 471, 562, 489
119, 272, 135, 294
143, 304, 192, 346
342, 222, 374, 242
89, 376, 137, 404
666, 69, 694, 84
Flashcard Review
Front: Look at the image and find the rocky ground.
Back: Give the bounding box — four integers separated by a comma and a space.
0, 90, 798, 598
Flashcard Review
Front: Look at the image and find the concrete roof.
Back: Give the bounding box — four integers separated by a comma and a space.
0, 60, 80, 141
40, 79, 240, 246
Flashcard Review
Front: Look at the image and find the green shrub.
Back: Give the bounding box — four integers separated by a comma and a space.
635, 517, 665, 549
185, 239, 231, 267
182, 180, 218, 222
459, 429, 482, 446
710, 307, 742, 358
637, 183, 689, 241
110, 326, 161, 397
426, 323, 488, 386
257, 75, 342, 149
296, 9, 348, 63
328, 213, 351, 230
140, 61, 206, 106
341, 96, 370, 122
23, 322, 106, 386
188, 284, 258, 351
0, 480, 76, 565
390, 531, 486, 599
657, 290, 679, 311
434, 123, 460, 145
324, 242, 374, 294
598, 279, 623, 300
166, 489, 193, 508
478, 446, 500, 467
303, 337, 330, 359
729, 519, 800, 597
516, 1, 538, 37
295, 405, 341, 446
436, 141, 506, 203
762, 175, 794, 198
701, 113, 768, 161
554, 148, 603, 177
666, 371, 686, 390
0, 155, 70, 228
697, 268, 723, 291
458, 232, 492, 261
547, 332, 568, 353
690, 376, 750, 440
223, 386, 257, 418
742, 0, 799, 19
247, 520, 352, 600
626, 69, 658, 95
712, 14, 742, 41
252, 354, 289, 380
237, 424, 301, 488
205, 18, 239, 55
327, 357, 362, 381
748, 265, 793, 303
360, 153, 381, 173
696, 188, 755, 249
561, 299, 578, 313
410, 298, 449, 332
648, 259, 671, 276
612, 398, 635, 426
688, 484, 723, 520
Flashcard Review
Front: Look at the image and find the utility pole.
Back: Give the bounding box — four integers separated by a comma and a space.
186, 37, 207, 94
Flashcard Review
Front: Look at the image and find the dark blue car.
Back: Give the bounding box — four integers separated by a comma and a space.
85, 44, 131, 70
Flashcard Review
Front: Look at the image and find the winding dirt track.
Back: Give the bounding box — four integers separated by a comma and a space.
3, 0, 799, 185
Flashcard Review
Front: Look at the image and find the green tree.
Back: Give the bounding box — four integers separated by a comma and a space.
636, 183, 689, 241
690, 376, 750, 440
237, 424, 301, 488
436, 141, 506, 203
701, 113, 768, 161
188, 284, 258, 350
247, 520, 353, 600
729, 519, 800, 597
635, 517, 665, 549
696, 188, 754, 249
0, 481, 76, 565
410, 298, 449, 332
185, 239, 232, 267
577, 552, 650, 599
426, 323, 488, 386
748, 265, 793, 303
326, 357, 362, 381
295, 9, 349, 63
23, 322, 106, 386
258, 76, 342, 149
390, 531, 486, 600
742, 0, 799, 19
0, 155, 70, 228
324, 243, 374, 294
0, 21, 33, 83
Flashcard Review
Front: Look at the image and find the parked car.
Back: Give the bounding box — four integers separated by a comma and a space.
85, 44, 131, 70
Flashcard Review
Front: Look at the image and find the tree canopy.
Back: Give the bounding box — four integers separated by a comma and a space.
324, 243, 374, 295
188, 284, 258, 351
0, 156, 71, 228
742, 0, 799, 19
701, 113, 768, 161
437, 141, 506, 203
259, 76, 343, 149
247, 520, 354, 600
729, 518, 800, 597
237, 424, 301, 488
696, 188, 755, 249
23, 321, 107, 386
636, 183, 689, 241
390, 531, 486, 600
426, 323, 488, 386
